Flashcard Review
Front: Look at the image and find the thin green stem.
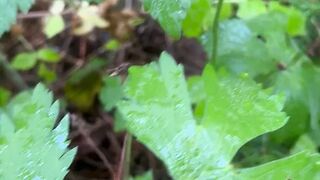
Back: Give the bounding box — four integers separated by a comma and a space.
211, 0, 224, 64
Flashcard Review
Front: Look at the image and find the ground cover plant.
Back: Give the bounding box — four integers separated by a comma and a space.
1, 0, 320, 179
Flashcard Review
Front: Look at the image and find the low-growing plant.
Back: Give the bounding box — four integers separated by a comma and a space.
114, 52, 320, 179
0, 84, 76, 179
2, 0, 320, 179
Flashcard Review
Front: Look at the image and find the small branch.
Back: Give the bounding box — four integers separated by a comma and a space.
125, 0, 133, 10
18, 35, 34, 51
17, 9, 73, 19
73, 116, 115, 177
116, 133, 132, 180
0, 53, 28, 90
211, 0, 224, 64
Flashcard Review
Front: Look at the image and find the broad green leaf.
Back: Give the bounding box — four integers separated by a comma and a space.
272, 64, 320, 145
237, 151, 320, 179
216, 19, 274, 78
117, 52, 319, 179
43, 15, 65, 38
0, 84, 76, 179
99, 76, 123, 111
143, 0, 188, 38
245, 12, 288, 37
200, 67, 287, 163
37, 48, 61, 63
269, 2, 306, 36
11, 52, 38, 70
187, 76, 205, 104
0, 0, 34, 36
144, 0, 233, 38
182, 0, 212, 37
244, 2, 306, 37
237, 0, 267, 19
201, 18, 305, 78
114, 110, 127, 132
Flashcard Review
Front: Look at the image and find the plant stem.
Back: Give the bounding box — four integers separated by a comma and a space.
211, 0, 224, 65
117, 133, 132, 180
0, 53, 28, 90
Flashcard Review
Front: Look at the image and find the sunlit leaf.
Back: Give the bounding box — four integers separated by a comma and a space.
182, 0, 212, 37
11, 52, 38, 70
238, 0, 267, 19
0, 84, 76, 179
43, 15, 65, 38
117, 52, 319, 179
37, 48, 61, 63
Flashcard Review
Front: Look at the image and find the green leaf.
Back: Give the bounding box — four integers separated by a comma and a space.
0, 87, 11, 107
216, 19, 274, 77
182, 0, 212, 37
269, 2, 306, 36
37, 63, 57, 83
37, 48, 61, 63
117, 52, 319, 179
244, 2, 306, 37
43, 15, 65, 38
238, 0, 267, 19
100, 76, 123, 111
237, 151, 320, 179
114, 110, 127, 132
105, 39, 120, 51
0, 0, 34, 36
0, 84, 76, 179
200, 67, 287, 163
187, 76, 205, 104
272, 64, 320, 145
290, 134, 317, 154
143, 0, 188, 38
11, 52, 38, 70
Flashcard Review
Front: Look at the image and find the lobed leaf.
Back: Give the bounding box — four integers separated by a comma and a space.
117, 52, 320, 179
0, 84, 76, 179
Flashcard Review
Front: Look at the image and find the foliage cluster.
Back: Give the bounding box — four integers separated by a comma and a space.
1, 0, 320, 179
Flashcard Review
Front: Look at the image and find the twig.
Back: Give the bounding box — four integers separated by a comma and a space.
17, 9, 74, 19
73, 116, 115, 178
125, 0, 133, 10
17, 35, 34, 51
211, 0, 224, 64
0, 53, 28, 90
116, 133, 132, 180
